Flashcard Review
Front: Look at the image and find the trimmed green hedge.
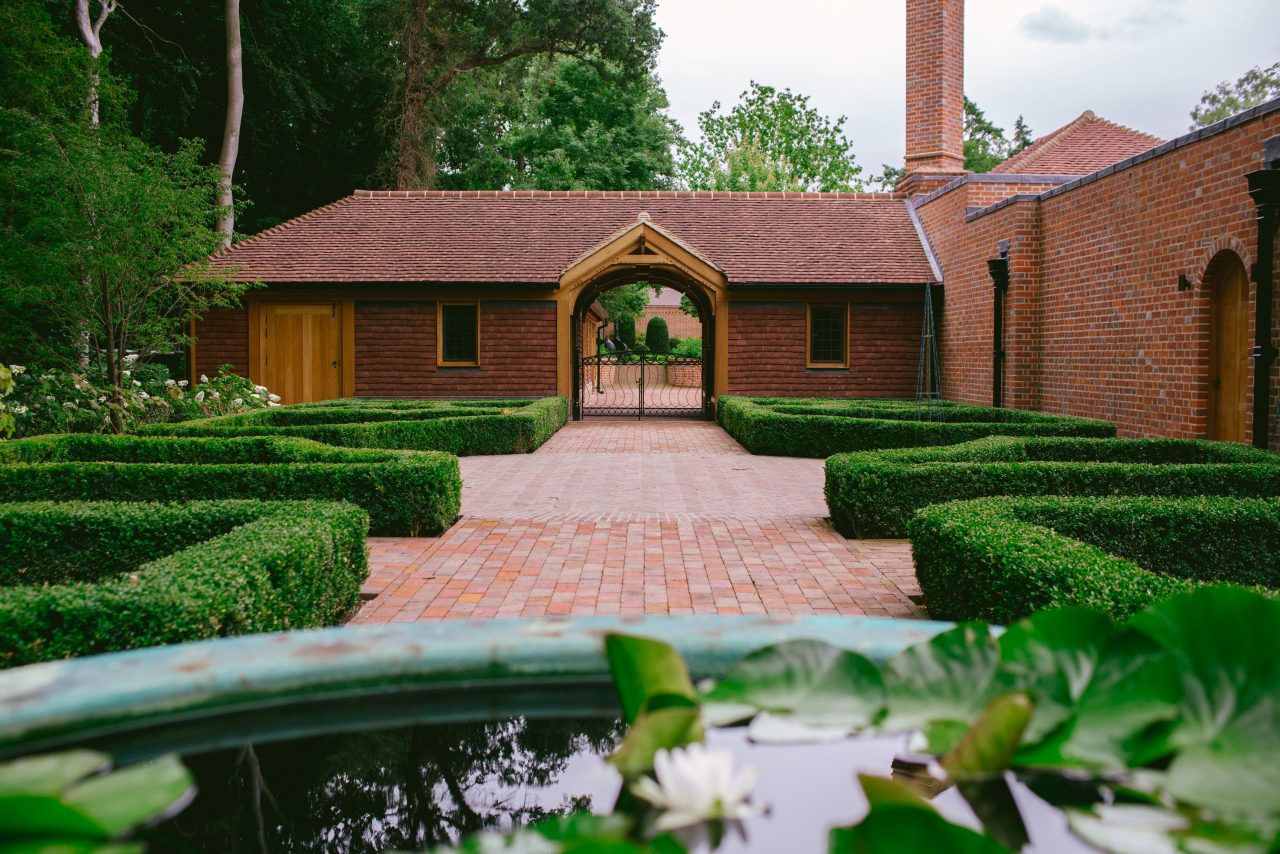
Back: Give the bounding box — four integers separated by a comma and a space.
0, 434, 460, 536
718, 396, 1115, 457
909, 496, 1280, 623
137, 397, 568, 455
0, 500, 368, 667
825, 435, 1280, 537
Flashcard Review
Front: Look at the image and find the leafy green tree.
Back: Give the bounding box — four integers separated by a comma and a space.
391, 0, 662, 190
677, 82, 864, 192
868, 163, 906, 192
963, 97, 1010, 174
438, 57, 678, 191
0, 109, 246, 429
1191, 62, 1280, 129
598, 283, 652, 348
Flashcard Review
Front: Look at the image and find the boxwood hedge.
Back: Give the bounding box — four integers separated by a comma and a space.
718, 396, 1115, 457
0, 434, 460, 536
138, 396, 568, 455
0, 500, 368, 667
908, 496, 1280, 623
825, 435, 1280, 537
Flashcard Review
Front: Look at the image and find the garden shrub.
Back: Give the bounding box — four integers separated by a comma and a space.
825, 435, 1280, 537
719, 396, 1115, 458
137, 396, 568, 455
908, 495, 1280, 623
617, 319, 636, 349
645, 317, 670, 354
0, 434, 461, 535
672, 338, 702, 358
3, 362, 277, 438
0, 500, 368, 667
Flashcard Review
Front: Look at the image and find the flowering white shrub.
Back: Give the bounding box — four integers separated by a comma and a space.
3, 361, 278, 437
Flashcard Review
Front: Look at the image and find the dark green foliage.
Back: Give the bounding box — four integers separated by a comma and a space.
138, 397, 567, 455
719, 397, 1115, 458
826, 435, 1280, 538
644, 317, 670, 355
616, 319, 637, 350
908, 496, 1280, 623
0, 500, 368, 667
0, 435, 461, 536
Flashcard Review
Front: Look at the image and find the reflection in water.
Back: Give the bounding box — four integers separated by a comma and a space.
145, 717, 623, 853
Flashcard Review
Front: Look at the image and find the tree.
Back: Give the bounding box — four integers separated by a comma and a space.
598, 283, 651, 348
216, 0, 243, 245
1011, 115, 1034, 154
73, 0, 116, 126
1191, 62, 1280, 129
645, 316, 669, 354
963, 96, 1010, 173
435, 57, 678, 191
390, 0, 662, 190
502, 58, 678, 190
867, 163, 906, 192
676, 82, 864, 192
0, 118, 248, 430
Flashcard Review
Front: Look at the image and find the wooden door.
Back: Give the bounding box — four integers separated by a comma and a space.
262, 303, 341, 404
1208, 259, 1249, 443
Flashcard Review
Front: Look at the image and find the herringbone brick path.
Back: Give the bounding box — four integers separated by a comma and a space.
353, 421, 922, 623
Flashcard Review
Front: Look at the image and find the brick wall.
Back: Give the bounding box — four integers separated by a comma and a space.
917, 106, 1280, 444
638, 305, 702, 340
354, 300, 557, 397
193, 307, 249, 379
727, 299, 922, 397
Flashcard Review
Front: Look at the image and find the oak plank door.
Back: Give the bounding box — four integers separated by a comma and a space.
262, 303, 342, 404
1208, 259, 1249, 443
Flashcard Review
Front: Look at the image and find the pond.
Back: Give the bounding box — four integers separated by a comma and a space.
129, 711, 1089, 853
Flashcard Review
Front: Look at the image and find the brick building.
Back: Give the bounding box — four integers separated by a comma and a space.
193, 0, 1280, 444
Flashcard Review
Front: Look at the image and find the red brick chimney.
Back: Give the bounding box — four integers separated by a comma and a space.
902, 0, 966, 189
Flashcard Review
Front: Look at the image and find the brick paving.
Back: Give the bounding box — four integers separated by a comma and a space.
353, 420, 922, 623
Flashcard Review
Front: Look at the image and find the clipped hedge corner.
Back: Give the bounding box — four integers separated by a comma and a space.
908, 496, 1280, 623
0, 434, 461, 536
718, 396, 1115, 458
826, 435, 1280, 537
137, 396, 568, 455
0, 500, 369, 667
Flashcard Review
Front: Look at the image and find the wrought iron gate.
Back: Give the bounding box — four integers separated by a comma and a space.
579, 352, 706, 418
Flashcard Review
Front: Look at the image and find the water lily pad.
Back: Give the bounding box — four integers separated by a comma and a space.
880, 623, 999, 752
62, 755, 194, 838
830, 803, 1010, 853
0, 750, 108, 798
997, 608, 1114, 743
1127, 587, 1280, 814
700, 639, 885, 732
609, 706, 703, 779
943, 693, 1034, 781
1015, 628, 1180, 771
604, 634, 697, 725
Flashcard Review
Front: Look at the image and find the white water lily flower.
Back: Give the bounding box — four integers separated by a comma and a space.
631, 744, 760, 831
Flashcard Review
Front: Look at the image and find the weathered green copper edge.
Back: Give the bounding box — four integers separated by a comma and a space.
0, 616, 951, 756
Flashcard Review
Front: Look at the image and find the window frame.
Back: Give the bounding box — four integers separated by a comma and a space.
437, 300, 481, 367
806, 302, 849, 368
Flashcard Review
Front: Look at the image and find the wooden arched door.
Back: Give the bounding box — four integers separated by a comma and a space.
1207, 254, 1249, 443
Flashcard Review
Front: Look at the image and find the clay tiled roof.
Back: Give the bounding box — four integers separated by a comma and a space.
212, 190, 937, 285
993, 111, 1163, 175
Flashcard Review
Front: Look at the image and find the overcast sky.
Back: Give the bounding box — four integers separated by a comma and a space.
653, 0, 1280, 173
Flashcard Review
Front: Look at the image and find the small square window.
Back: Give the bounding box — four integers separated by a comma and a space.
808, 304, 847, 366
439, 302, 479, 365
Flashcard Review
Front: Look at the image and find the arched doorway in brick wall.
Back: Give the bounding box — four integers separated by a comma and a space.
572, 268, 714, 419
1205, 250, 1250, 443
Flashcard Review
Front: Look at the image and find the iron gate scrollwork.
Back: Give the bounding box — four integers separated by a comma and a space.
579, 351, 705, 418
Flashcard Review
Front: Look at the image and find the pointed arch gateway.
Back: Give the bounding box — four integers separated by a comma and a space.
560, 214, 729, 419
